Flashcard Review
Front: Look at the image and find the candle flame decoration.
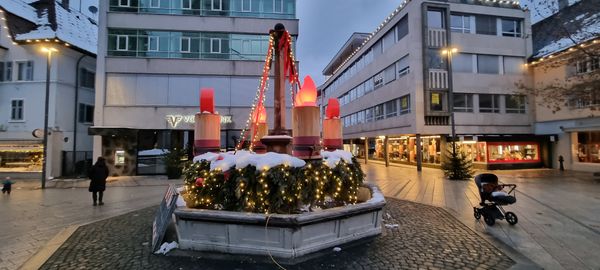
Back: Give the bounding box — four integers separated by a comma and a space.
325, 98, 340, 119
294, 75, 317, 107
253, 104, 267, 124
200, 88, 215, 114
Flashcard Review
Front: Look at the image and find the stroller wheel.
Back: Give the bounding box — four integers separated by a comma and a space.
505, 212, 518, 225
484, 215, 495, 226
474, 209, 481, 220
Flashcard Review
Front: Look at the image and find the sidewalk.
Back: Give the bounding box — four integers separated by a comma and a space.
361, 163, 600, 270
0, 176, 175, 270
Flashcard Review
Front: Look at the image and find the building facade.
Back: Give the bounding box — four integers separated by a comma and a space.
320, 0, 544, 170
94, 0, 298, 175
0, 0, 97, 177
529, 0, 600, 172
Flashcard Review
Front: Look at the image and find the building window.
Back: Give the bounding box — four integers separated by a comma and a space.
364, 78, 374, 93
273, 0, 283, 13
427, 9, 444, 29
430, 92, 443, 111
505, 95, 527, 113
365, 107, 374, 122
427, 49, 446, 69
210, 0, 221, 10
453, 53, 474, 73
150, 0, 160, 8
147, 36, 159, 51
399, 95, 410, 114
501, 18, 522, 37
451, 14, 471, 33
210, 38, 222, 53
385, 99, 397, 118
10, 99, 24, 121
477, 55, 499, 74
0, 62, 12, 81
476, 15, 497, 35
384, 64, 396, 84
182, 0, 192, 9
503, 56, 525, 74
396, 15, 409, 41
79, 68, 95, 89
382, 28, 395, 52
374, 104, 384, 121
576, 131, 600, 163
373, 71, 384, 89
575, 58, 600, 74
78, 103, 94, 124
16, 61, 33, 81
397, 55, 410, 77
453, 93, 473, 112
180, 37, 191, 52
242, 0, 251, 12
116, 35, 128, 51
118, 0, 131, 7
479, 94, 500, 113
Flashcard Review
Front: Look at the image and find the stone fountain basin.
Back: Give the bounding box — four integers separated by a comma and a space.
173, 183, 385, 259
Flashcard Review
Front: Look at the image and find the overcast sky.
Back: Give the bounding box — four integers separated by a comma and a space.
296, 0, 401, 87
295, 0, 574, 87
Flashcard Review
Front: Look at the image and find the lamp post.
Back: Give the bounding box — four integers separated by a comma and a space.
41, 46, 58, 189
441, 47, 458, 156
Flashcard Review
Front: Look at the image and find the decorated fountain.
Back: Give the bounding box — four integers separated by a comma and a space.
172, 23, 385, 259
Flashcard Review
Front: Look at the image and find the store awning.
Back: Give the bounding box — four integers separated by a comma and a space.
88, 126, 138, 136
562, 124, 600, 132
0, 141, 43, 152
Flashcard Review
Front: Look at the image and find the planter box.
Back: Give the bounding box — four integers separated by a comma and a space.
173, 183, 385, 258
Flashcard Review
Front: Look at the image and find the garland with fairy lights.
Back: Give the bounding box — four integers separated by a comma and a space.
235, 29, 299, 151
181, 158, 365, 214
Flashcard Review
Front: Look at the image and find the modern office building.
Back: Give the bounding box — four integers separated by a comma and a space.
0, 0, 97, 177
320, 0, 546, 170
93, 0, 298, 175
530, 0, 600, 172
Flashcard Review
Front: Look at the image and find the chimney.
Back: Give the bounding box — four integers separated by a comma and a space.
558, 0, 569, 10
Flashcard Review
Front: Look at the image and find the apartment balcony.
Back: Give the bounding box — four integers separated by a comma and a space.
427, 28, 447, 48
425, 116, 449, 126
428, 69, 448, 90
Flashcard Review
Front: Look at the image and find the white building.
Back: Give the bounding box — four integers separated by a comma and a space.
0, 0, 97, 177
530, 0, 600, 172
93, 0, 298, 175
320, 0, 541, 170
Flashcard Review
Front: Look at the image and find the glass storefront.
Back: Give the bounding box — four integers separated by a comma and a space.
387, 137, 416, 163
576, 131, 600, 163
486, 142, 539, 163
422, 136, 441, 164
0, 142, 43, 172
456, 141, 487, 163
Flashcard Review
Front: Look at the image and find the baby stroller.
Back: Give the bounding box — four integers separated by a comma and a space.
473, 173, 518, 226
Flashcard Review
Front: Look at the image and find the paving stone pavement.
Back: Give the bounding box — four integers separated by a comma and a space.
40, 198, 514, 270
0, 178, 173, 270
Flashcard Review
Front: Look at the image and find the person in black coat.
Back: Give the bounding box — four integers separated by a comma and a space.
89, 157, 109, 206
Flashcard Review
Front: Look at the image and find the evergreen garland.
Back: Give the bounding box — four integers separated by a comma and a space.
182, 157, 365, 214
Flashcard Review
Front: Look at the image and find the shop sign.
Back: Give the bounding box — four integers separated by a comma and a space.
166, 114, 232, 128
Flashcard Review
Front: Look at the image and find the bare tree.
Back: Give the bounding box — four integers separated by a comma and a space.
517, 0, 599, 113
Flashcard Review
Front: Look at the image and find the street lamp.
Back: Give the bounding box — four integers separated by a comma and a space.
41, 46, 58, 189
441, 47, 458, 156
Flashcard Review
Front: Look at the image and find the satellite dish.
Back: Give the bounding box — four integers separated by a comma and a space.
88, 6, 98, 14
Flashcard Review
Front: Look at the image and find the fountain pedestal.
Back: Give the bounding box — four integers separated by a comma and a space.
261, 134, 292, 155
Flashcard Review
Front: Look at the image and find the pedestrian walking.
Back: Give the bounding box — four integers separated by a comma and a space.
88, 157, 109, 206
2, 177, 14, 194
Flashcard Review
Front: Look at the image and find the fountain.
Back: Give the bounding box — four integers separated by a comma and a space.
172, 23, 385, 260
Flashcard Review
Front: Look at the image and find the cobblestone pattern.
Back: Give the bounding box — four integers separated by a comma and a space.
40, 198, 514, 270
